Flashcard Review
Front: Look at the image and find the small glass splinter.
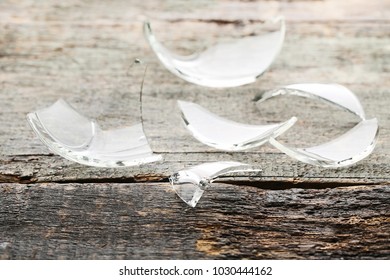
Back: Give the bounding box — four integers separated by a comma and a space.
178, 100, 297, 151
27, 99, 162, 167
170, 161, 261, 207
258, 83, 379, 167
144, 17, 285, 88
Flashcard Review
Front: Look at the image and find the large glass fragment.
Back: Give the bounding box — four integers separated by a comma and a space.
170, 161, 261, 207
144, 17, 285, 88
258, 83, 378, 167
27, 99, 162, 167
178, 100, 297, 151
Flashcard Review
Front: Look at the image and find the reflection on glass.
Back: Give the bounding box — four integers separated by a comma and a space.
269, 119, 378, 167
258, 83, 366, 119
258, 83, 378, 167
170, 161, 261, 207
144, 17, 285, 88
27, 99, 162, 167
178, 100, 296, 151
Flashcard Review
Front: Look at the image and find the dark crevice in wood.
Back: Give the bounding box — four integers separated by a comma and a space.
0, 174, 37, 184
221, 180, 388, 190
0, 175, 168, 185
167, 18, 252, 26
1, 173, 387, 190
166, 18, 390, 25
50, 177, 169, 184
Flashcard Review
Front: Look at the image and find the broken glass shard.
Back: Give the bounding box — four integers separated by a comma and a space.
269, 119, 378, 168
144, 17, 285, 88
27, 99, 162, 167
257, 83, 378, 167
170, 161, 261, 207
178, 100, 297, 151
258, 83, 366, 119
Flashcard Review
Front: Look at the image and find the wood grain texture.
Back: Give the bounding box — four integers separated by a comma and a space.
0, 0, 389, 259
0, 183, 389, 259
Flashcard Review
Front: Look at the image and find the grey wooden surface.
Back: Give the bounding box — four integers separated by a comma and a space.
0, 0, 389, 259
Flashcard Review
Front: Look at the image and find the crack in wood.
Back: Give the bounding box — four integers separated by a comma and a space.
222, 180, 387, 189
0, 174, 37, 184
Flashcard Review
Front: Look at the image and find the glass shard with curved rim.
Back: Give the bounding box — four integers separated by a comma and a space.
178, 100, 297, 151
170, 161, 261, 207
257, 83, 379, 167
27, 99, 162, 167
144, 17, 285, 88
269, 118, 378, 168
258, 83, 366, 119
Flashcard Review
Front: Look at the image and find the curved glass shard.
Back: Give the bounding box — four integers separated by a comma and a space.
27, 99, 162, 167
170, 161, 261, 207
178, 100, 297, 151
144, 17, 285, 88
256, 83, 378, 167
258, 83, 366, 119
269, 118, 378, 168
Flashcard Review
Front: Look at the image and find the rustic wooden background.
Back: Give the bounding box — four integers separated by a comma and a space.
0, 0, 389, 259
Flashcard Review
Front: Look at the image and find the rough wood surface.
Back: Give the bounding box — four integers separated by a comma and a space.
0, 0, 389, 259
1, 183, 389, 259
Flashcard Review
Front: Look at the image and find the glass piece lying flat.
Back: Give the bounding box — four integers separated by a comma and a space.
144, 17, 285, 88
27, 99, 162, 167
170, 161, 261, 207
258, 83, 366, 119
256, 83, 378, 167
269, 118, 378, 168
178, 100, 297, 151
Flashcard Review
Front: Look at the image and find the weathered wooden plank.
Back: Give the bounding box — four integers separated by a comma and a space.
1, 0, 389, 260
0, 20, 389, 182
0, 183, 389, 259
0, 0, 389, 24
1, 152, 389, 186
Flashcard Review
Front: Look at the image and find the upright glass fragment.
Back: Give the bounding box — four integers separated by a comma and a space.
258, 83, 366, 119
27, 60, 162, 167
144, 17, 285, 88
258, 83, 379, 167
27, 99, 162, 167
178, 100, 297, 151
170, 161, 261, 207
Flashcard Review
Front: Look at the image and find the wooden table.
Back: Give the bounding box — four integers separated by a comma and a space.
0, 0, 389, 259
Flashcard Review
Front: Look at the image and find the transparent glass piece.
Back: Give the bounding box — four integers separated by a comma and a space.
27, 99, 162, 167
144, 17, 285, 88
170, 161, 261, 207
269, 118, 378, 168
256, 83, 378, 167
178, 100, 297, 151
258, 83, 366, 120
